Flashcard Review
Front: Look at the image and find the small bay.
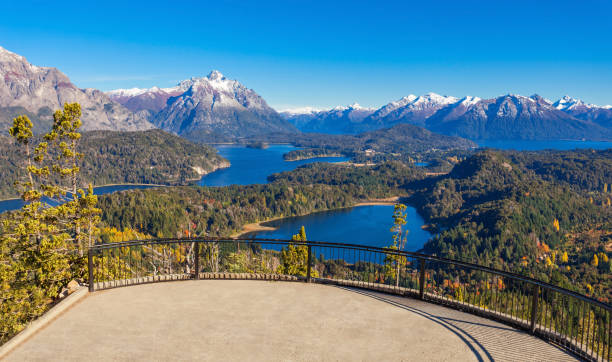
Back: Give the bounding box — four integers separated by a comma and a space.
0, 144, 347, 213
198, 144, 348, 186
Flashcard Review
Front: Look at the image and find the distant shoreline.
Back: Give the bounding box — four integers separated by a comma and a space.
0, 183, 165, 202
284, 153, 345, 162
231, 197, 402, 238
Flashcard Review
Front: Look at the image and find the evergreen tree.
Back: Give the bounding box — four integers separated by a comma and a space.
385, 204, 409, 287
0, 104, 100, 343
278, 226, 317, 277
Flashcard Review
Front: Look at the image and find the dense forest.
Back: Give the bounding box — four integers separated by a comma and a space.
244, 123, 476, 164
96, 149, 611, 300
0, 129, 228, 198
411, 151, 611, 299
270, 151, 612, 301
98, 162, 423, 239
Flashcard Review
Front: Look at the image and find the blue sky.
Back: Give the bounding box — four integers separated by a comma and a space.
1, 0, 611, 109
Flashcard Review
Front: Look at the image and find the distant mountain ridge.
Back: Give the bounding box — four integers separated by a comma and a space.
0, 46, 154, 134
280, 103, 374, 134
282, 93, 612, 141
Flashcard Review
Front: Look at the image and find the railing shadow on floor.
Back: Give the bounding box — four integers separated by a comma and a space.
87, 237, 611, 362
339, 286, 578, 362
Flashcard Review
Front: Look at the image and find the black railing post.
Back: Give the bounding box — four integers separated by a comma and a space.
530, 283, 540, 334
306, 244, 312, 283
419, 258, 426, 300
193, 243, 200, 280
88, 248, 94, 292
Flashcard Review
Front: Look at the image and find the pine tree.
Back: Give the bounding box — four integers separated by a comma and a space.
385, 204, 409, 287
1, 104, 100, 343
278, 226, 317, 277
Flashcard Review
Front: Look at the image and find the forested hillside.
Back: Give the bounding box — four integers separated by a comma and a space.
0, 129, 228, 198
98, 162, 422, 238
247, 123, 476, 164
266, 152, 612, 301
411, 151, 610, 300
97, 149, 611, 301
504, 149, 612, 192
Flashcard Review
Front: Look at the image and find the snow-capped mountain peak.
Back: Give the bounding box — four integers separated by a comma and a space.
457, 96, 481, 107
278, 106, 323, 115
553, 95, 586, 110
330, 103, 375, 112
184, 70, 238, 94
208, 70, 224, 80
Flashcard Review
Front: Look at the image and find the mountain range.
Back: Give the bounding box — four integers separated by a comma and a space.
0, 45, 610, 142
282, 93, 612, 141
108, 71, 296, 142
279, 104, 374, 134
0, 46, 153, 133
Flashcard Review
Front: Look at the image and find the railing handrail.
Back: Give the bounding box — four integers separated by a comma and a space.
89, 237, 611, 311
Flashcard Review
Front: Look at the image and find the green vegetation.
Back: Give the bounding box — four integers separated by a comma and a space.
384, 204, 409, 286
1, 104, 98, 344
264, 151, 612, 301
246, 123, 476, 165
97, 166, 414, 239
0, 129, 228, 199
283, 148, 343, 161
0, 106, 54, 135
245, 141, 269, 149
1, 102, 609, 348
278, 226, 318, 277
411, 150, 611, 300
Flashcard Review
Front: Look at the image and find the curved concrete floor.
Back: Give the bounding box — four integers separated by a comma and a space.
5, 280, 576, 361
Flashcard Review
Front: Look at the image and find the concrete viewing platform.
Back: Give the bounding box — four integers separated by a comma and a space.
4, 280, 577, 361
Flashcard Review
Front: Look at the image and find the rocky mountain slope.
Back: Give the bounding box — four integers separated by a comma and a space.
0, 46, 153, 134
553, 95, 612, 129
109, 71, 297, 142
106, 86, 186, 114
281, 103, 374, 134
354, 93, 458, 131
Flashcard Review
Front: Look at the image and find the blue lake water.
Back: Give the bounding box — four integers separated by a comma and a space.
243, 205, 432, 251
198, 144, 348, 186
477, 140, 611, 151
0, 145, 347, 213
0, 184, 158, 214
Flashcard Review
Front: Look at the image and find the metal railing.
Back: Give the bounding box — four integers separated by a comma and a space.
87, 237, 611, 362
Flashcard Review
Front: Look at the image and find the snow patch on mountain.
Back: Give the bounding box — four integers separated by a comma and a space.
106, 86, 180, 97
458, 96, 481, 107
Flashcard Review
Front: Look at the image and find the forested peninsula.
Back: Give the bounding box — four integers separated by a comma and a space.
245, 123, 476, 164
0, 129, 228, 199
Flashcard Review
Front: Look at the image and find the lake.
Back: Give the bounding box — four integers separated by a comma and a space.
243, 205, 432, 251
0, 184, 158, 214
477, 139, 611, 151
198, 144, 348, 186
0, 145, 347, 213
